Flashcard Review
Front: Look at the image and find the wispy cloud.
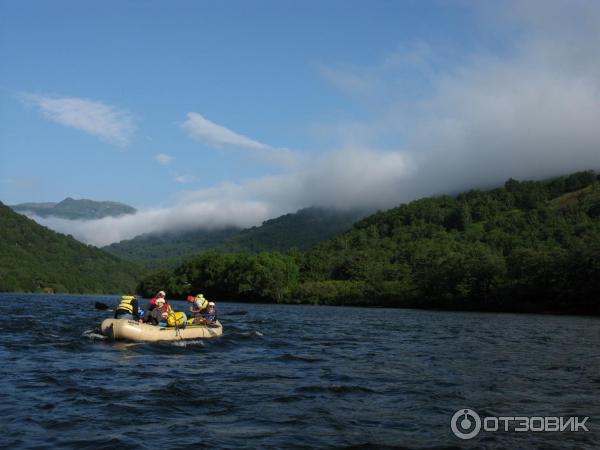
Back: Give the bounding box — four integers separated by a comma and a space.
174, 174, 196, 184
182, 112, 269, 150
318, 65, 378, 99
314, 0, 600, 194
27, 200, 269, 247
182, 112, 298, 166
21, 93, 135, 146
23, 1, 600, 246
155, 153, 174, 165
26, 147, 412, 245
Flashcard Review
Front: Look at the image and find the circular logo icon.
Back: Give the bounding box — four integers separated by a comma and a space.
451, 409, 481, 440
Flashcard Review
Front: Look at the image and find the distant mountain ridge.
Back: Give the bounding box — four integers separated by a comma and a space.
104, 207, 366, 267
0, 202, 140, 293
11, 197, 136, 220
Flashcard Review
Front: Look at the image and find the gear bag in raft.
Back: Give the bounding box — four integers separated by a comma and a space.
166, 311, 187, 327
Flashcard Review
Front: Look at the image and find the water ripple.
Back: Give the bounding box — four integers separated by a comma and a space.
0, 294, 598, 449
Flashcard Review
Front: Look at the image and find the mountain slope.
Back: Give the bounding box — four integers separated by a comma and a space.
11, 197, 136, 219
217, 207, 365, 253
104, 227, 242, 267
295, 170, 600, 310
104, 207, 365, 267
138, 170, 600, 313
0, 202, 140, 293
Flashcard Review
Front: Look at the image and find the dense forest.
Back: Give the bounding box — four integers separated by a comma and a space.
105, 207, 363, 268
104, 227, 242, 269
138, 171, 600, 313
0, 202, 140, 293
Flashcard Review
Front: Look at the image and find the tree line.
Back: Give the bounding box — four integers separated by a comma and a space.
137, 170, 600, 313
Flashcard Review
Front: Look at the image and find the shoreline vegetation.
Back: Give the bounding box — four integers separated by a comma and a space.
0, 202, 142, 294
137, 170, 600, 315
2, 170, 599, 315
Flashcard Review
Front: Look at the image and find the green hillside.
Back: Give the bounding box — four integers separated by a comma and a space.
11, 197, 136, 219
104, 227, 242, 268
0, 202, 141, 293
104, 207, 364, 267
138, 170, 600, 314
217, 207, 364, 253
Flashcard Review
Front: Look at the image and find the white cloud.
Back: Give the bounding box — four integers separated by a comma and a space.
23, 1, 600, 246
313, 0, 600, 196
318, 65, 378, 99
26, 147, 412, 245
27, 200, 269, 247
21, 93, 135, 146
182, 112, 268, 150
174, 175, 196, 184
155, 153, 174, 165
242, 148, 414, 211
182, 112, 298, 166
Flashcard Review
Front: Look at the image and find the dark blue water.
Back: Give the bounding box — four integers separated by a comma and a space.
0, 294, 598, 449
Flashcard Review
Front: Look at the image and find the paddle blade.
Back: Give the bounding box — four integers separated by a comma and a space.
95, 301, 109, 310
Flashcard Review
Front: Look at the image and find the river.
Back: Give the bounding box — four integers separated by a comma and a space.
0, 293, 598, 449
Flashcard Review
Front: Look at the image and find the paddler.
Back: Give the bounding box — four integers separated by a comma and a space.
146, 290, 166, 313
114, 294, 141, 321
143, 297, 173, 325
186, 293, 209, 324
205, 302, 218, 324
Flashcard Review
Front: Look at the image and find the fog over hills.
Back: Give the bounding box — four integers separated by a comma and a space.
11, 197, 136, 220
103, 207, 365, 266
11, 2, 600, 247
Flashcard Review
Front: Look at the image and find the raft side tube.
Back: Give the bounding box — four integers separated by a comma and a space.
100, 318, 223, 342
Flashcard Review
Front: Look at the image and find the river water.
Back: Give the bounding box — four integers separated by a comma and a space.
0, 294, 598, 449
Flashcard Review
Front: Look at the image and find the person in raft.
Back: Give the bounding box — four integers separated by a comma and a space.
114, 294, 141, 321
146, 290, 166, 313
143, 297, 173, 325
186, 293, 209, 324
204, 301, 217, 324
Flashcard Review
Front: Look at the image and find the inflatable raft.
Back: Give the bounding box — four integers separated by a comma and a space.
100, 318, 223, 342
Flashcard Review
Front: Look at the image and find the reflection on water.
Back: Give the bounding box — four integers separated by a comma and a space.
0, 293, 599, 449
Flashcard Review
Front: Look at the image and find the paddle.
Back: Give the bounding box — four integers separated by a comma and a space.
95, 301, 110, 310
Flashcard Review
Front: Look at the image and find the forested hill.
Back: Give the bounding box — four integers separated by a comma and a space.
0, 202, 140, 293
104, 207, 364, 267
137, 170, 600, 314
104, 227, 242, 268
217, 207, 365, 253
11, 197, 136, 219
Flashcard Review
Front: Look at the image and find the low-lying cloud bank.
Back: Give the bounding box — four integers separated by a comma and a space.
29, 148, 413, 246
29, 1, 600, 246
29, 200, 270, 247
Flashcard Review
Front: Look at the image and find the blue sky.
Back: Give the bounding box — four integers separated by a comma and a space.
1, 1, 600, 245
0, 1, 487, 206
